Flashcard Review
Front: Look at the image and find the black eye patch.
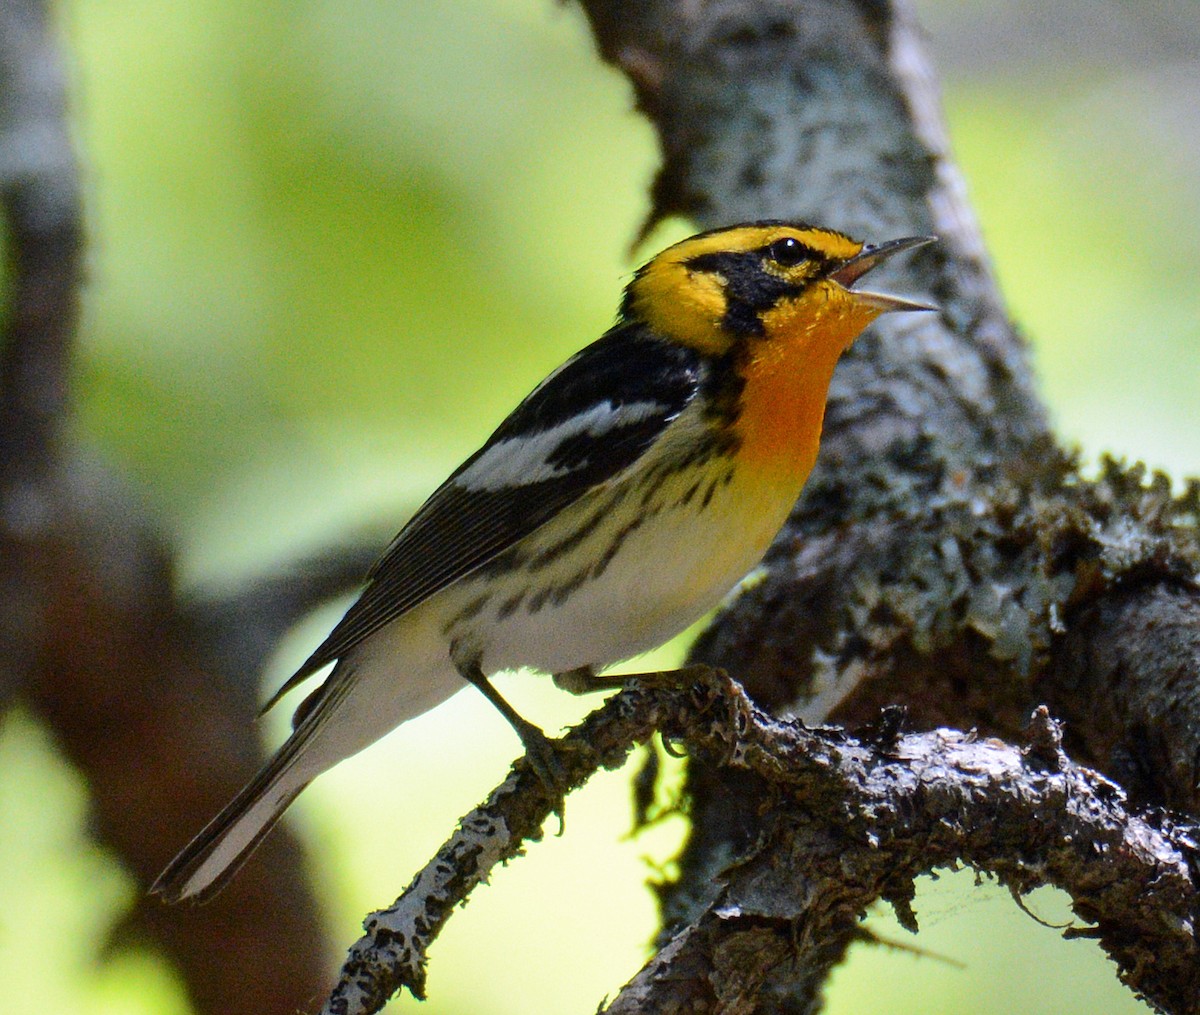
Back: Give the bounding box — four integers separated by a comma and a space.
766, 236, 815, 267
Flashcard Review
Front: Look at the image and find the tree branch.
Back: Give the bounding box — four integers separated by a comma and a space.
0, 0, 79, 477
320, 667, 679, 1014
0, 0, 82, 703
580, 0, 1200, 764
323, 671, 1200, 1015
576, 0, 1200, 1007
603, 698, 1200, 1015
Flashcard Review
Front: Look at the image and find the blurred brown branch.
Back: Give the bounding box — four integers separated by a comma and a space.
0, 0, 81, 703
0, 2, 344, 1012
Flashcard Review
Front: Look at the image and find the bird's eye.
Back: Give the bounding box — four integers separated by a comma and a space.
767, 236, 809, 267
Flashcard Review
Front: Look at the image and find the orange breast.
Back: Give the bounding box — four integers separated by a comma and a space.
734, 288, 880, 484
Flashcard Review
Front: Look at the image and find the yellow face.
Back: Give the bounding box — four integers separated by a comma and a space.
622, 221, 932, 483
625, 222, 871, 356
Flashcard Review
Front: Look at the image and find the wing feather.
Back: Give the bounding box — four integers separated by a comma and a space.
268, 323, 702, 705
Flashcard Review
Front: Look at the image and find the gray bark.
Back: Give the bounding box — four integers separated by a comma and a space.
572, 0, 1200, 1009
323, 1, 1200, 1011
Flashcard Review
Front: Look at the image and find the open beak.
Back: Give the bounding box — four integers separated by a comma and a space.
827, 235, 938, 313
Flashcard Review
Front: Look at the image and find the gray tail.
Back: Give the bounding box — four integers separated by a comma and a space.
150, 740, 311, 903
150, 672, 354, 902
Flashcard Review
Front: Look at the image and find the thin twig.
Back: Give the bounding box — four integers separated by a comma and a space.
324, 674, 1200, 1015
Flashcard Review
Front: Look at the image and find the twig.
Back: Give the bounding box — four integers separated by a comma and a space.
183, 541, 383, 705
321, 674, 666, 1013
324, 674, 1200, 1014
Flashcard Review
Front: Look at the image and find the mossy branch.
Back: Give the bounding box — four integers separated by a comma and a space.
323, 671, 1200, 1015
576, 0, 1200, 1009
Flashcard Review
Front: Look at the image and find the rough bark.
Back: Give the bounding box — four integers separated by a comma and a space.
323, 672, 1200, 1015
319, 3, 1200, 1012
328, 0, 1200, 1010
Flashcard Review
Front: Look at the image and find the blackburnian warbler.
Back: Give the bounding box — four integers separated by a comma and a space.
153, 221, 934, 902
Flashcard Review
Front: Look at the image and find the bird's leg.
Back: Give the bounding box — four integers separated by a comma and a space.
457, 658, 567, 794
554, 662, 715, 693
552, 666, 617, 694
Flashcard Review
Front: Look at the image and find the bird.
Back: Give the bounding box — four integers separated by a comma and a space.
152, 220, 935, 902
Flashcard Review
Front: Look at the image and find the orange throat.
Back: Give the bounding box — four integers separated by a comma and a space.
733, 293, 880, 485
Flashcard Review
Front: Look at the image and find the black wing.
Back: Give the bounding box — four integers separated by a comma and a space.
268, 323, 702, 704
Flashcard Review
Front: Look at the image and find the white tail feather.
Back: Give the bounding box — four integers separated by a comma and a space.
151, 741, 313, 902
154, 622, 465, 902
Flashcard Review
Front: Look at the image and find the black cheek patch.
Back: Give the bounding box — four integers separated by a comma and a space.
687, 250, 804, 336
722, 299, 765, 337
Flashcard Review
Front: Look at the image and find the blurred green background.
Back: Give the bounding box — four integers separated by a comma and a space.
3, 0, 1198, 1011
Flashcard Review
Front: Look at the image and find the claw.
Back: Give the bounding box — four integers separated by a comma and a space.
455, 657, 575, 830
511, 719, 571, 833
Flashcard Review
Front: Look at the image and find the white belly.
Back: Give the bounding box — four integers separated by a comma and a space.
446, 461, 798, 676
295, 458, 800, 776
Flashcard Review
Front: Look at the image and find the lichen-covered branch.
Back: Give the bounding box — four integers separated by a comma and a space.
580, 0, 1200, 773
574, 0, 1200, 1008
323, 671, 1200, 1015
604, 694, 1200, 1015
321, 669, 674, 1014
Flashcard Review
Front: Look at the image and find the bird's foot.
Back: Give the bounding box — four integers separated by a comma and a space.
509, 717, 578, 833
554, 663, 716, 694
